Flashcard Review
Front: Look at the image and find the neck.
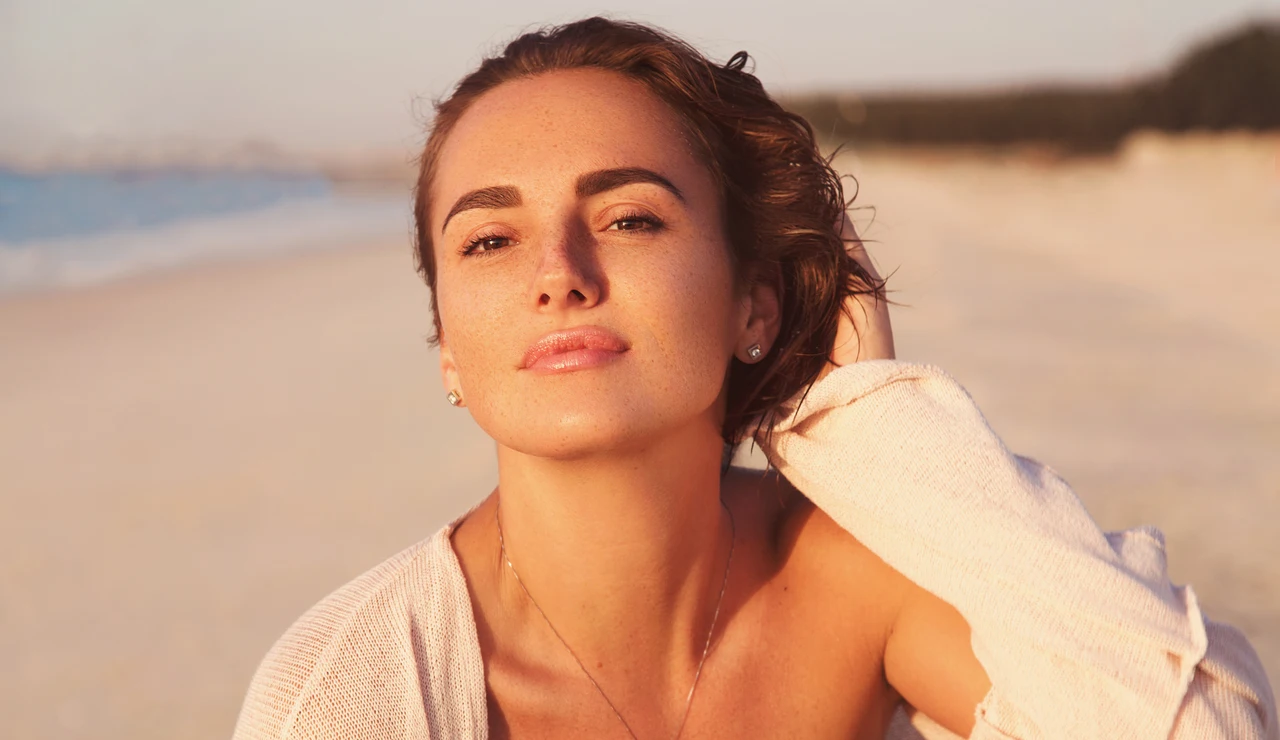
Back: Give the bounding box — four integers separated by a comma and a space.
491, 416, 734, 688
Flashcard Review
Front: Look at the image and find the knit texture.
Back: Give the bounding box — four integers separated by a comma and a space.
233, 528, 486, 739
233, 360, 1276, 739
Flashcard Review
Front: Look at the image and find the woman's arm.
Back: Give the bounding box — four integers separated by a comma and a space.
763, 221, 1278, 738
883, 574, 991, 737
759, 361, 1275, 739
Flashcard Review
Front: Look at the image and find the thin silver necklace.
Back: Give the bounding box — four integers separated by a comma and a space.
495, 498, 736, 740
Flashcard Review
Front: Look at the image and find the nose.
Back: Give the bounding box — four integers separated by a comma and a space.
528, 226, 603, 313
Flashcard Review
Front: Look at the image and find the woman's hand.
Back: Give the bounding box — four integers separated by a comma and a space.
828, 212, 895, 368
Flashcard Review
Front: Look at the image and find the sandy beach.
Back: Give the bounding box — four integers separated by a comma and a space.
1, 135, 1277, 738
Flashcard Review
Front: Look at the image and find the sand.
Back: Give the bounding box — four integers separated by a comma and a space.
1, 134, 1276, 738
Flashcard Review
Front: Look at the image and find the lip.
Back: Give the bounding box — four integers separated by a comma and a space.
521, 326, 629, 373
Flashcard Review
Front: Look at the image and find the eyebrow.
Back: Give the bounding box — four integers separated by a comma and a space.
440, 167, 684, 233
575, 167, 684, 202
441, 185, 521, 233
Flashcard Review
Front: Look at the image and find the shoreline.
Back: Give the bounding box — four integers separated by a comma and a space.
2, 140, 1276, 739
0, 184, 412, 298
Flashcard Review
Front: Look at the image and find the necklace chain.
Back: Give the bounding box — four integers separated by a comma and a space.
495, 499, 736, 740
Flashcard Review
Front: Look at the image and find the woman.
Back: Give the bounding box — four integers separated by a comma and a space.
233, 17, 1275, 740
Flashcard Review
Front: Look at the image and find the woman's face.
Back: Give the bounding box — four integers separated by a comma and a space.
431, 68, 766, 459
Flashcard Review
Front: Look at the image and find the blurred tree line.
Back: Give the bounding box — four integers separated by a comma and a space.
783, 22, 1280, 153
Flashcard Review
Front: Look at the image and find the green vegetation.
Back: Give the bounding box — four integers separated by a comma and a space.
783, 22, 1280, 153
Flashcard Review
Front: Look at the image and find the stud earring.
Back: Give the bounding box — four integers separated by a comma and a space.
746, 343, 763, 361
446, 390, 462, 406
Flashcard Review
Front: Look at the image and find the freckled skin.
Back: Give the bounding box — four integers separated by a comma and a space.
431, 69, 745, 458
432, 69, 990, 739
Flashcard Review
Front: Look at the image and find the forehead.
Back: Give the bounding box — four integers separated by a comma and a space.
431, 69, 706, 214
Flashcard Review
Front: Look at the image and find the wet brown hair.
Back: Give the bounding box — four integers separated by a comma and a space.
413, 16, 884, 448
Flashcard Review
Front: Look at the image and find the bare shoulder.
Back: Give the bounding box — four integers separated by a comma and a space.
777, 476, 912, 607
719, 467, 909, 734
721, 466, 913, 628
733, 472, 991, 735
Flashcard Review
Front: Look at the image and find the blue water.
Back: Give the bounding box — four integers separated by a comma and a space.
0, 168, 409, 293
0, 169, 332, 244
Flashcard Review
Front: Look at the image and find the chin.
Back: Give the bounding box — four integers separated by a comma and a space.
478, 397, 673, 461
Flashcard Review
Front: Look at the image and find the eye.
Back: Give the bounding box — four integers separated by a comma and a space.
607, 212, 663, 232
461, 233, 513, 257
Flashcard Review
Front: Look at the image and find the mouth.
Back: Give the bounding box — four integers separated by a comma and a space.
521, 325, 630, 374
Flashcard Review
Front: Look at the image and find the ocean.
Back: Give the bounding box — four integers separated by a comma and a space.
0, 169, 410, 294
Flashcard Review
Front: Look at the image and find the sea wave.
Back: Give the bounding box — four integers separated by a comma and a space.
0, 194, 411, 294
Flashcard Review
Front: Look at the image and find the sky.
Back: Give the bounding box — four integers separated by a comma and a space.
2, 0, 1277, 159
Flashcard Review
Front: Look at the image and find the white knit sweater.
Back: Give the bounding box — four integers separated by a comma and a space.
232, 361, 1277, 739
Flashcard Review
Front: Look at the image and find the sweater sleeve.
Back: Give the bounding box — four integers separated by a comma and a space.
755, 360, 1277, 739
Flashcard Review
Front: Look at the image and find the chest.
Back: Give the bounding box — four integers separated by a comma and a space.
484, 570, 901, 739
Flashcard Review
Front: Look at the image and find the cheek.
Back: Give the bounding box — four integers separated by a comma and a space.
624, 241, 741, 387
435, 265, 521, 386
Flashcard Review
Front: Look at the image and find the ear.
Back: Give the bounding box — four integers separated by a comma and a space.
439, 334, 465, 406
735, 267, 782, 363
